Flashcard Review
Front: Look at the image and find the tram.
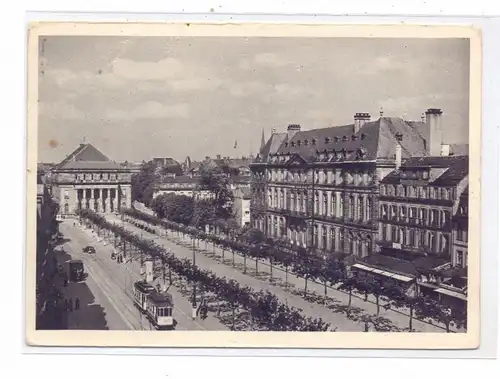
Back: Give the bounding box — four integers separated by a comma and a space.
132, 280, 175, 330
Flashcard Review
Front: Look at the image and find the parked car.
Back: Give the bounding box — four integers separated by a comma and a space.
82, 246, 96, 254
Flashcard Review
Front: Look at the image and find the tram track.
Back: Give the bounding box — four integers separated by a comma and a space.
68, 223, 209, 331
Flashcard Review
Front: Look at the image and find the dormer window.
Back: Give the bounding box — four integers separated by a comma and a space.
291, 141, 296, 147
284, 142, 289, 147
304, 140, 309, 145
312, 139, 317, 145
342, 136, 349, 141
297, 140, 301, 146
334, 137, 340, 143
352, 135, 358, 141
325, 137, 331, 144
361, 133, 366, 140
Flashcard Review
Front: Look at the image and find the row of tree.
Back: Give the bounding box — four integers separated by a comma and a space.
121, 207, 467, 333
77, 208, 331, 331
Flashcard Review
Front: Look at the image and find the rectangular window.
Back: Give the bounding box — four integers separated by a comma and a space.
456, 250, 463, 267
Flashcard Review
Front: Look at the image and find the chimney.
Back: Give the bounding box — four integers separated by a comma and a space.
145, 258, 154, 283
216, 154, 221, 160
425, 108, 443, 156
271, 128, 277, 134
440, 144, 451, 157
395, 132, 403, 170
287, 124, 301, 140
354, 113, 371, 134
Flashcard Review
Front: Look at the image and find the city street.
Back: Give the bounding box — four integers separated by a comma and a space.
109, 213, 451, 332
58, 220, 228, 331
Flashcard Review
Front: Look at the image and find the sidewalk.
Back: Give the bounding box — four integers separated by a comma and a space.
118, 214, 457, 332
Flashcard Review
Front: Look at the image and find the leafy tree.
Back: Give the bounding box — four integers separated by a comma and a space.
131, 161, 158, 206
292, 248, 321, 298
198, 164, 234, 220
191, 198, 216, 228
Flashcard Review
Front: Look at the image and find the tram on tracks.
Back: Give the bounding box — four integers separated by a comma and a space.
132, 280, 175, 330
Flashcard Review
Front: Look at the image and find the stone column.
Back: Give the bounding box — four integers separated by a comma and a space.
336, 192, 341, 217
113, 187, 119, 212
105, 188, 111, 213
89, 188, 95, 211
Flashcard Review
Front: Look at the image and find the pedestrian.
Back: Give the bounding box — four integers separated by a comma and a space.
201, 302, 208, 320
75, 297, 80, 310
64, 299, 68, 312
364, 322, 369, 332
68, 298, 73, 312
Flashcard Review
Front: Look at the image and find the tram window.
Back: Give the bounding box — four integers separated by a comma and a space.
167, 308, 172, 317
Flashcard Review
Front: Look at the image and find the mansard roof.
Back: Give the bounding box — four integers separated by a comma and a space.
381, 155, 468, 187
261, 116, 427, 164
54, 143, 123, 171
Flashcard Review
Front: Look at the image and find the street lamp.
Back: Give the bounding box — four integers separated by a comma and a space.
191, 184, 198, 319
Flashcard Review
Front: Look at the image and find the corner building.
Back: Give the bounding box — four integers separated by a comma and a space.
250, 109, 446, 259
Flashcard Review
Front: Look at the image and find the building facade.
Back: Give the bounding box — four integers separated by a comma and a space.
153, 175, 213, 200
250, 109, 449, 259
452, 186, 468, 268
51, 143, 133, 216
233, 187, 252, 228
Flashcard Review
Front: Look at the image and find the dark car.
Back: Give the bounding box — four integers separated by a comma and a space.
83, 246, 96, 254
69, 260, 85, 282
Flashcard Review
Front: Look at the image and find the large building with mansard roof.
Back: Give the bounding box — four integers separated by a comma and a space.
250, 108, 465, 261
50, 143, 133, 216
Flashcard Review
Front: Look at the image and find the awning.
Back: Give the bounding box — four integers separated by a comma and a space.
434, 287, 467, 301
352, 263, 414, 283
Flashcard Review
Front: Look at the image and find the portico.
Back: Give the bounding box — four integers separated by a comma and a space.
51, 143, 133, 216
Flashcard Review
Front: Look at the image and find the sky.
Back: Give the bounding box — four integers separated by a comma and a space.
37, 36, 470, 164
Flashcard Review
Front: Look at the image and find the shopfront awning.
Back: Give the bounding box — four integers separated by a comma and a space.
352, 263, 414, 283
434, 287, 467, 301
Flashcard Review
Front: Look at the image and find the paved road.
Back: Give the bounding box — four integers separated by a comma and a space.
113, 214, 454, 332
107, 215, 366, 331
61, 221, 228, 331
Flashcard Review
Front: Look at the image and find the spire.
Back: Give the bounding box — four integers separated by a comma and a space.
260, 129, 266, 151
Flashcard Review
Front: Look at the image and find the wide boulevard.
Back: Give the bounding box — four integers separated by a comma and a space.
55, 219, 228, 331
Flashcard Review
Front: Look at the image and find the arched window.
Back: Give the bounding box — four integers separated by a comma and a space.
330, 227, 336, 252
64, 203, 69, 214
322, 225, 328, 250
366, 197, 371, 221
314, 192, 320, 214
348, 195, 355, 219
359, 196, 364, 221
331, 193, 337, 217
323, 192, 328, 216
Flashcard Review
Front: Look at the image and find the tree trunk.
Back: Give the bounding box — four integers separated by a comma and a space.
212, 242, 216, 257
205, 240, 207, 250
409, 305, 413, 332
232, 250, 235, 267
376, 295, 380, 316
446, 322, 450, 333
270, 261, 273, 281
348, 289, 352, 308
285, 267, 288, 289
231, 303, 236, 331
222, 248, 225, 261
304, 277, 308, 297
243, 254, 247, 274
324, 282, 328, 305
217, 300, 221, 316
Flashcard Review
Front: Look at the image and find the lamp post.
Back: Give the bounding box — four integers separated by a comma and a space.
191, 184, 198, 319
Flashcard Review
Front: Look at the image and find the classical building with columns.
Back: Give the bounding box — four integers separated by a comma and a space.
250, 109, 453, 260
51, 143, 133, 216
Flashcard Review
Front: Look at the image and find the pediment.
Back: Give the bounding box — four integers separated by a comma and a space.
286, 154, 308, 167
